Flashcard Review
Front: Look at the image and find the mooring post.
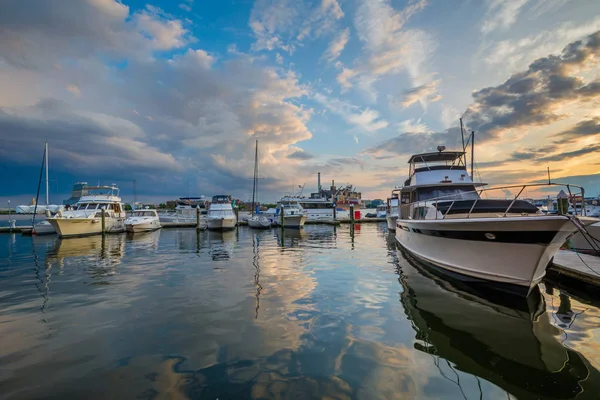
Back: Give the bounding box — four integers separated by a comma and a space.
101, 208, 106, 235
333, 204, 337, 221
350, 204, 355, 224
234, 206, 239, 227
196, 206, 201, 231
280, 205, 285, 229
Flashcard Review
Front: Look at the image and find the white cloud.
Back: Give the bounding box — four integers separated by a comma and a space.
313, 93, 388, 132
397, 119, 431, 133
134, 6, 189, 50
179, 3, 192, 12
480, 0, 529, 34
275, 53, 283, 64
337, 67, 356, 91
482, 17, 600, 73
398, 80, 441, 108
66, 84, 81, 97
323, 28, 350, 62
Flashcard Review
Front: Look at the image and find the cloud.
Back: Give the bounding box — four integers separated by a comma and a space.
323, 28, 350, 62
538, 144, 600, 162
480, 0, 528, 34
398, 80, 441, 108
249, 0, 344, 53
554, 117, 600, 143
288, 149, 314, 160
336, 67, 356, 91
134, 6, 189, 50
313, 93, 389, 133
66, 84, 81, 97
481, 17, 600, 73
179, 3, 192, 12
362, 128, 462, 160
464, 30, 600, 143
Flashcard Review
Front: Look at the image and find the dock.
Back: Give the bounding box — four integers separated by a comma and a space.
549, 250, 600, 287
0, 226, 32, 233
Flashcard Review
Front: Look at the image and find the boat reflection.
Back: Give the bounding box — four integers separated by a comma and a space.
46, 234, 126, 281
206, 230, 235, 261
275, 226, 306, 247
126, 229, 161, 251
396, 246, 600, 399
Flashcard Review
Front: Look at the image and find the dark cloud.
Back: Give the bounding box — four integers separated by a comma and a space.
508, 145, 559, 161
288, 150, 314, 160
463, 31, 600, 142
361, 128, 462, 160
537, 144, 600, 162
554, 117, 600, 144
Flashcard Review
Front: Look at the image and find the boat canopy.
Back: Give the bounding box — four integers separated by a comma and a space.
212, 195, 232, 203
408, 151, 465, 164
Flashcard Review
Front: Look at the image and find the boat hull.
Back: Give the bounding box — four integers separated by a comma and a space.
248, 216, 271, 229
207, 217, 236, 231
386, 215, 397, 231
48, 217, 125, 237
273, 215, 307, 229
33, 220, 56, 235
395, 216, 589, 293
568, 221, 600, 254
126, 221, 161, 233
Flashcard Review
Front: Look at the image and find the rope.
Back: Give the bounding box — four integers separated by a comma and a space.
565, 215, 600, 277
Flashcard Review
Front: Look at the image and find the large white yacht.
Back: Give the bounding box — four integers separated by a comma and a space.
125, 209, 162, 232
206, 195, 237, 231
47, 185, 126, 237
394, 148, 595, 295
385, 190, 400, 231
271, 197, 307, 228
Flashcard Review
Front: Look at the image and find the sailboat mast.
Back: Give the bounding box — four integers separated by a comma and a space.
251, 140, 258, 217
45, 141, 49, 206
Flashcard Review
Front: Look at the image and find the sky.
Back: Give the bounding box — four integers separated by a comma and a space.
1, 0, 600, 205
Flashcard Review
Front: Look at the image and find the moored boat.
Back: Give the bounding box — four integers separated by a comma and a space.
247, 140, 271, 230
271, 198, 307, 228
206, 195, 237, 231
125, 209, 162, 232
394, 148, 595, 295
385, 190, 400, 231
47, 185, 126, 237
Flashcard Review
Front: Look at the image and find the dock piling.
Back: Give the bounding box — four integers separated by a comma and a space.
350, 204, 355, 224
196, 206, 201, 231
101, 208, 106, 235
280, 205, 285, 229
234, 206, 239, 227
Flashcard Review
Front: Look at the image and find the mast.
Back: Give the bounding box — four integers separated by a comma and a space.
470, 131, 475, 180
251, 139, 258, 217
45, 141, 49, 205
459, 118, 465, 166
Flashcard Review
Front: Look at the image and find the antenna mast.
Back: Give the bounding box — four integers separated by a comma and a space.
45, 141, 49, 205
470, 131, 475, 180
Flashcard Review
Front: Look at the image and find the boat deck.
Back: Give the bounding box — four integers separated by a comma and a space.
549, 250, 600, 287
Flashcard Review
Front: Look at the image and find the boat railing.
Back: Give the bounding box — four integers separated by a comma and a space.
399, 182, 586, 220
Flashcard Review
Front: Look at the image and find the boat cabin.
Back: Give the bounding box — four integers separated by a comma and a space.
211, 195, 232, 204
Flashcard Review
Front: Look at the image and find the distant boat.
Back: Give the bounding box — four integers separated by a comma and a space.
160, 197, 207, 223
206, 195, 237, 231
248, 140, 271, 229
385, 190, 400, 231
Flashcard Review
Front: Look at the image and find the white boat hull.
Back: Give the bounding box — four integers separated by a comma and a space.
207, 217, 236, 231
273, 215, 307, 228
33, 220, 56, 235
248, 216, 271, 229
48, 217, 126, 237
126, 220, 161, 232
568, 221, 600, 254
395, 216, 591, 293
386, 215, 397, 231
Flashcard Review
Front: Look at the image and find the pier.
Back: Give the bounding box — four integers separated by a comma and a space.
548, 250, 600, 290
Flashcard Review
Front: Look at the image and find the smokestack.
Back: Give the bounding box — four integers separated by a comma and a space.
318, 172, 321, 194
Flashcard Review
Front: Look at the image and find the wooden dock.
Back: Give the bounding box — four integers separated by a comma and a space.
549, 250, 600, 287
0, 226, 32, 233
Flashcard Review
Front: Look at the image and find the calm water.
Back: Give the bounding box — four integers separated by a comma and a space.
1, 224, 600, 399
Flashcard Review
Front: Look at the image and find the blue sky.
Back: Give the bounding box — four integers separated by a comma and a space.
1, 0, 600, 204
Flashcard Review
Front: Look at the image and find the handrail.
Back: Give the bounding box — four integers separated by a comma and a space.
398, 182, 586, 221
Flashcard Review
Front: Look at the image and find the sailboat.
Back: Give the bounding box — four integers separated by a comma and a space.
33, 142, 58, 235
248, 140, 271, 229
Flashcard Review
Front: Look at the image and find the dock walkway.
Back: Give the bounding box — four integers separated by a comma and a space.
550, 250, 600, 287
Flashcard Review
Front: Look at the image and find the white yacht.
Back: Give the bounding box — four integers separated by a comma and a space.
206, 195, 237, 231
271, 197, 307, 228
247, 140, 271, 229
47, 185, 126, 237
160, 197, 207, 223
376, 204, 387, 218
125, 209, 162, 232
385, 191, 400, 231
394, 148, 596, 296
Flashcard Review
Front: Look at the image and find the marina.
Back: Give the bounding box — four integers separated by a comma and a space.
2, 224, 600, 399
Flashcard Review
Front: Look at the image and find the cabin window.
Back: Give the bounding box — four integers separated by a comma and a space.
416, 186, 478, 202
412, 206, 428, 219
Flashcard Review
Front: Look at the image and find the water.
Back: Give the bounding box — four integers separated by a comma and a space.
1, 225, 599, 399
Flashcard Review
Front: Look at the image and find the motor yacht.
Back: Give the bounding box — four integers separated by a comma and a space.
385, 190, 400, 231
206, 195, 237, 231
47, 185, 126, 237
271, 197, 307, 228
125, 209, 162, 232
376, 204, 387, 218
159, 197, 207, 223
394, 148, 595, 295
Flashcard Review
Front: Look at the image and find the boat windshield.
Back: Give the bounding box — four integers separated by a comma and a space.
416, 186, 479, 202
132, 211, 155, 217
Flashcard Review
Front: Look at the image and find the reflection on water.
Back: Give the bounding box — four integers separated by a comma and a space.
1, 225, 599, 399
